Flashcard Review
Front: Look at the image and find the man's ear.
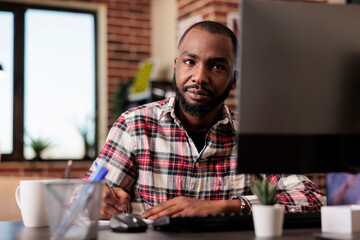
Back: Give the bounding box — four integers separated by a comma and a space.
231, 70, 238, 90
173, 58, 177, 73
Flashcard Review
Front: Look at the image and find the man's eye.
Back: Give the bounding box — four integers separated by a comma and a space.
213, 64, 225, 70
184, 60, 194, 65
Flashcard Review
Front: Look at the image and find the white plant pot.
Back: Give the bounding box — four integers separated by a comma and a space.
252, 204, 285, 238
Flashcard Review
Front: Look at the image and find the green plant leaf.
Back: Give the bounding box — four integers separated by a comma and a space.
250, 177, 278, 205
29, 137, 52, 155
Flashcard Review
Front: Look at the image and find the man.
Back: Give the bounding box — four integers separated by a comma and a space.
86, 21, 326, 220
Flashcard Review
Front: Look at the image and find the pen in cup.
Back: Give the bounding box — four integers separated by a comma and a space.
65, 159, 72, 179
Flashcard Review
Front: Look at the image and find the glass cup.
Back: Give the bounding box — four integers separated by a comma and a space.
43, 179, 103, 240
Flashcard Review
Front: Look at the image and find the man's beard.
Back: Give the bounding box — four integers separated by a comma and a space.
171, 74, 233, 117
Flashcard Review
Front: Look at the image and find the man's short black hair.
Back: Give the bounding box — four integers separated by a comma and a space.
178, 21, 238, 56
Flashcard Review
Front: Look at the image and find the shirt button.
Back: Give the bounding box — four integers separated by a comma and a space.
195, 163, 200, 168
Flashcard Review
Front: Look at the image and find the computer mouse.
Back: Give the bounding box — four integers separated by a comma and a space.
110, 213, 148, 232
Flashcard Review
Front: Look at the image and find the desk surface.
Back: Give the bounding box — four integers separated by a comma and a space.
0, 221, 327, 240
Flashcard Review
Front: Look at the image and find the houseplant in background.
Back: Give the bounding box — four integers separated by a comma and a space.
111, 80, 132, 122
76, 115, 95, 160
29, 136, 52, 160
250, 177, 284, 237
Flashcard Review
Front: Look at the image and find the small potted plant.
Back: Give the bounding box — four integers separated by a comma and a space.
250, 177, 284, 237
29, 137, 52, 160
77, 122, 95, 160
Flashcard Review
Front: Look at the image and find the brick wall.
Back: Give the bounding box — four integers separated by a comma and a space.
106, 0, 151, 128
0, 161, 92, 179
177, 0, 238, 24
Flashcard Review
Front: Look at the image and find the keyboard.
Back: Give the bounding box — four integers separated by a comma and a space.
152, 211, 321, 232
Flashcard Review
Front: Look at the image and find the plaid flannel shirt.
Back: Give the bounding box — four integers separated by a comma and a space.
86, 95, 326, 214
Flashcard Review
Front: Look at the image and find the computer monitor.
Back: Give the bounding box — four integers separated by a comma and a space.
236, 0, 360, 174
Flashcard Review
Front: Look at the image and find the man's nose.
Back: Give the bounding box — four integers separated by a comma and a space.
191, 64, 209, 85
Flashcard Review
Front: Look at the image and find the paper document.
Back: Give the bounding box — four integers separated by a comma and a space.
98, 218, 153, 227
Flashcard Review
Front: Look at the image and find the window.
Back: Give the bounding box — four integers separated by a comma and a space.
0, 2, 101, 161
0, 11, 14, 155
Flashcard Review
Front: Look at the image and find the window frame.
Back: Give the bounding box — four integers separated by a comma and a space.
0, 1, 107, 161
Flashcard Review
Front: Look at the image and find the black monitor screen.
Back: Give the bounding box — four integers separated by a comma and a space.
237, 0, 360, 174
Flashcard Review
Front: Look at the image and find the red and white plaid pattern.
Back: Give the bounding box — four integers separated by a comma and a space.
86, 95, 326, 214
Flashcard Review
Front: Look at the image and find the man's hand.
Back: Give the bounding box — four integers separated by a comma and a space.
100, 184, 130, 220
141, 196, 242, 220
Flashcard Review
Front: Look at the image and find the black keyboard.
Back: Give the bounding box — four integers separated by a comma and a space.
153, 211, 321, 232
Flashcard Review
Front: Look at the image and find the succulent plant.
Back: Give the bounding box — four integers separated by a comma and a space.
250, 178, 278, 205
29, 137, 52, 160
